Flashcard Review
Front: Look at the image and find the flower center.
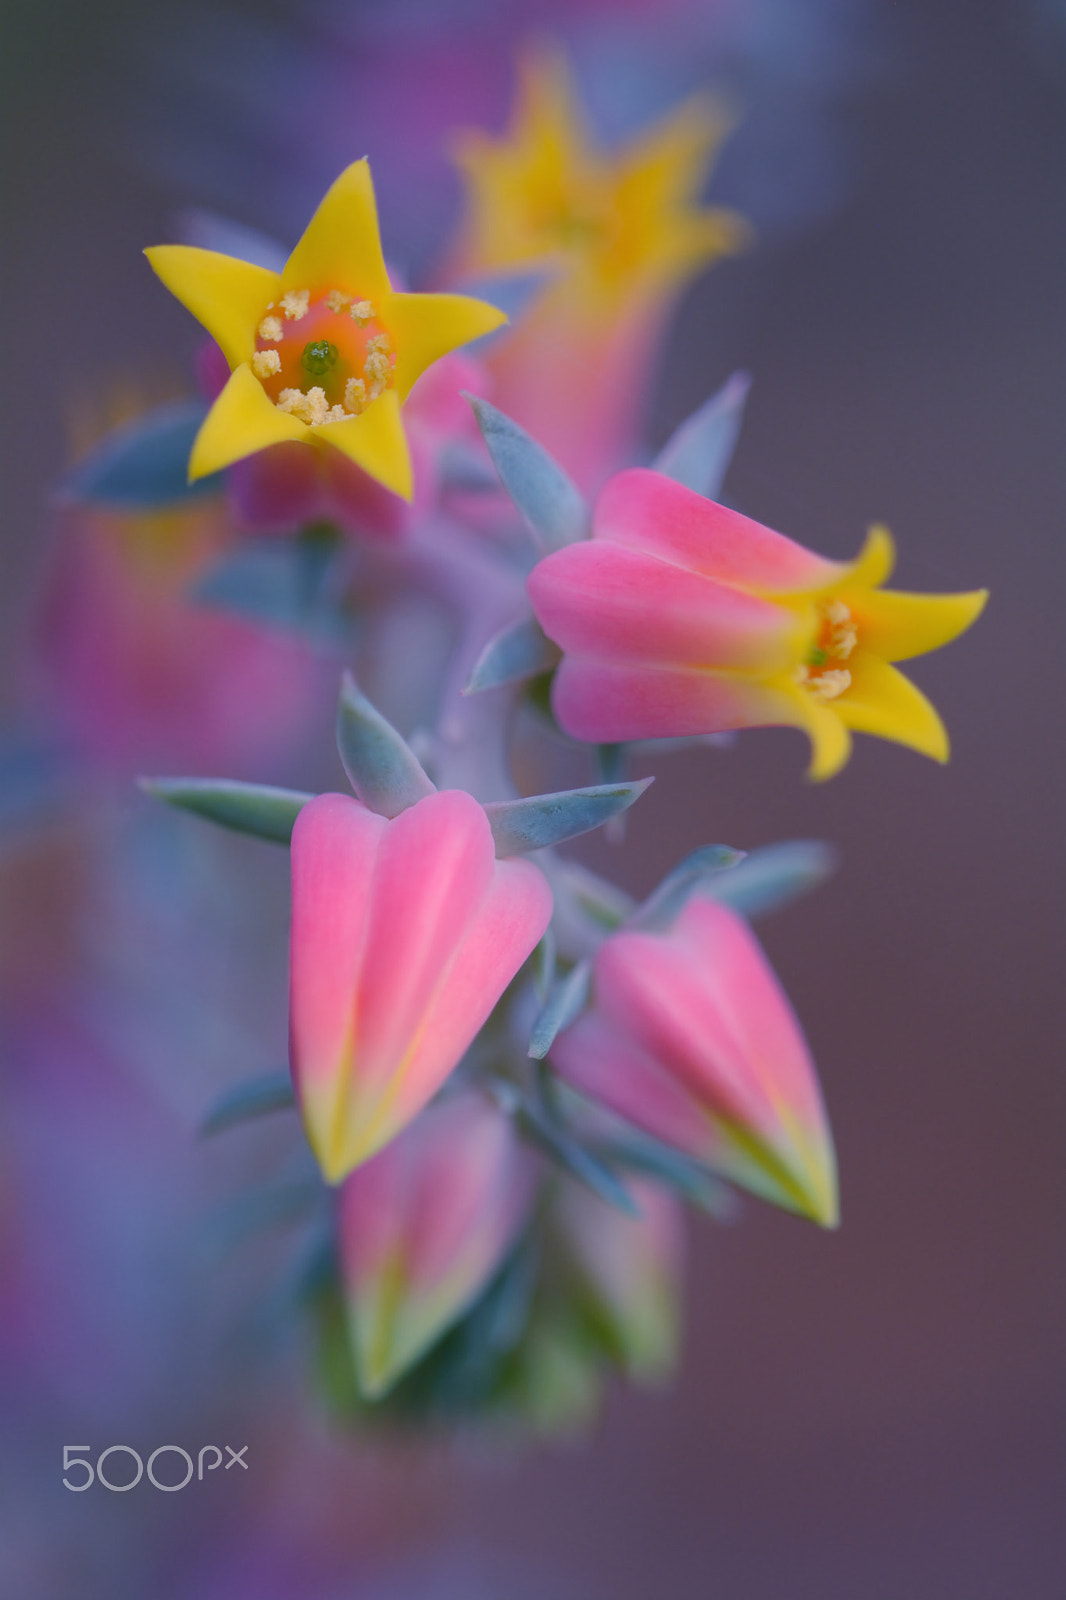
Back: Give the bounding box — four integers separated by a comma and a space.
794, 599, 857, 703
251, 289, 396, 426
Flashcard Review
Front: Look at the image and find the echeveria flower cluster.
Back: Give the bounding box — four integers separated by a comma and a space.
53, 52, 986, 1437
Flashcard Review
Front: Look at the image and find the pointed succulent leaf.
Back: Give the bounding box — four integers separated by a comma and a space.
464, 615, 561, 693
601, 1130, 737, 1218
193, 528, 354, 642
514, 1099, 638, 1217
653, 371, 751, 499
56, 400, 220, 509
464, 394, 588, 549
630, 843, 746, 931
335, 673, 437, 817
485, 778, 652, 858
533, 925, 557, 1001
140, 776, 313, 843
704, 839, 839, 919
438, 440, 501, 491
528, 959, 591, 1059
200, 1068, 296, 1136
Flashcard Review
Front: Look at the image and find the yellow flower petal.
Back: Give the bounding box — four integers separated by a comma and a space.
314, 389, 413, 500
144, 246, 281, 369
281, 158, 391, 302
835, 650, 949, 762
851, 586, 988, 663
189, 364, 308, 480
383, 291, 507, 402
836, 523, 896, 594
801, 701, 853, 781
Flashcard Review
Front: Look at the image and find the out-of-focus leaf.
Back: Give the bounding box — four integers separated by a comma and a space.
515, 1099, 638, 1217
653, 371, 752, 500
602, 1130, 738, 1218
629, 843, 746, 931
56, 400, 219, 509
438, 440, 501, 492
485, 778, 652, 857
704, 839, 839, 918
140, 776, 312, 843
528, 960, 591, 1059
335, 672, 436, 818
464, 394, 588, 550
533, 925, 557, 1002
192, 524, 354, 641
464, 615, 560, 693
200, 1068, 296, 1136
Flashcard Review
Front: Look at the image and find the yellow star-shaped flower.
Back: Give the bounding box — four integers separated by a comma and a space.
146, 160, 506, 501
450, 45, 751, 314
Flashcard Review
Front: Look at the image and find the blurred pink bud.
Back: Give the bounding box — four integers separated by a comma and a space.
337, 1087, 537, 1397
289, 788, 553, 1182
549, 896, 839, 1226
558, 1177, 683, 1383
28, 501, 325, 775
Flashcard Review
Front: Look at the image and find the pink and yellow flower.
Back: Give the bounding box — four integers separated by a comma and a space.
448, 47, 749, 489
147, 160, 506, 501
527, 467, 988, 778
549, 895, 839, 1225
337, 1087, 537, 1397
289, 789, 552, 1183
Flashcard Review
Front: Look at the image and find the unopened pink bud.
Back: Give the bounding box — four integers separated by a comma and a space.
550, 896, 838, 1226
337, 1087, 537, 1397
289, 788, 552, 1183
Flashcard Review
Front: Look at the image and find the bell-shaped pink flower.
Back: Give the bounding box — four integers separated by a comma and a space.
527, 467, 987, 778
557, 1177, 683, 1383
289, 788, 552, 1182
549, 896, 838, 1225
337, 1087, 537, 1397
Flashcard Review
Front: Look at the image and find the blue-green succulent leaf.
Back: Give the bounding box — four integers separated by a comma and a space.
528, 959, 591, 1059
485, 778, 652, 857
200, 1068, 296, 1137
464, 615, 560, 693
336, 673, 436, 818
704, 839, 838, 918
630, 843, 747, 931
57, 400, 219, 509
464, 394, 588, 549
653, 371, 751, 500
515, 1100, 639, 1216
140, 776, 312, 843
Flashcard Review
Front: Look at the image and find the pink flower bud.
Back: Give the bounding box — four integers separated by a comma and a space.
557, 1177, 683, 1383
289, 788, 553, 1182
337, 1087, 537, 1397
549, 896, 838, 1226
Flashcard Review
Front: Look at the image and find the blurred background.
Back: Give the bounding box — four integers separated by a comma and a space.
0, 0, 1063, 1596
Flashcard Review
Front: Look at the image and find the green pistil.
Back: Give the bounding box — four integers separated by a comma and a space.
302, 339, 339, 376
807, 646, 828, 667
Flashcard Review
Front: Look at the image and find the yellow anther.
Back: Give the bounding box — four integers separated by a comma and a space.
251, 349, 282, 378
366, 332, 391, 355
344, 376, 367, 413
350, 300, 374, 324
364, 350, 390, 388
325, 290, 349, 313
277, 387, 313, 422
324, 404, 348, 424
281, 289, 311, 320
258, 315, 283, 342
807, 668, 851, 703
